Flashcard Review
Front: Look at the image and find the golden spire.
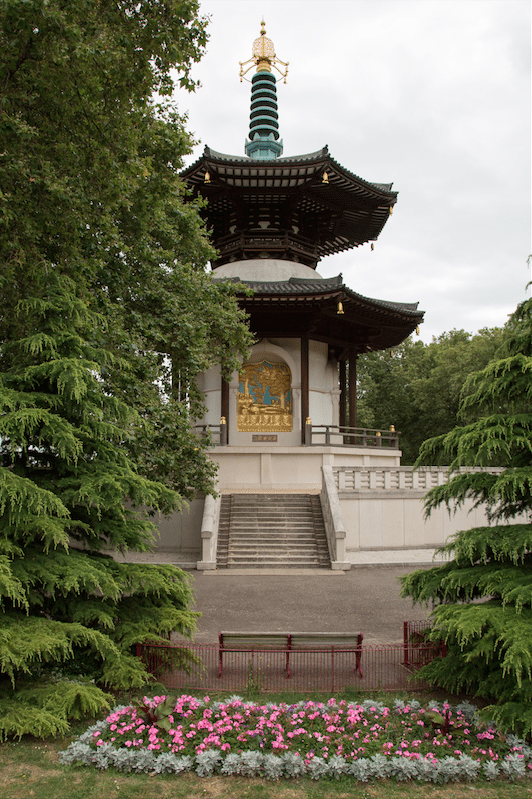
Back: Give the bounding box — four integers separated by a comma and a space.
239, 20, 289, 82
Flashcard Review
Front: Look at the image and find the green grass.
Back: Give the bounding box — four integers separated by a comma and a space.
1, 691, 532, 799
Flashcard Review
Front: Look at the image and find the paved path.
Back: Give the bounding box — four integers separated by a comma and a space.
188, 565, 431, 645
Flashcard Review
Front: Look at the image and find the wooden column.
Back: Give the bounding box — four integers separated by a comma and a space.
348, 350, 357, 431
301, 335, 309, 445
221, 376, 229, 445
339, 359, 347, 429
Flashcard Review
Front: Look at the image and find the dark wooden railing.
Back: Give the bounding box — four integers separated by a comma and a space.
306, 425, 399, 448
193, 423, 398, 449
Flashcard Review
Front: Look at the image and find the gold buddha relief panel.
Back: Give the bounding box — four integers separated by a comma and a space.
237, 361, 293, 432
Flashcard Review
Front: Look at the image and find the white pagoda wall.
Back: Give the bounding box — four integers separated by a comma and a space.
197, 337, 339, 445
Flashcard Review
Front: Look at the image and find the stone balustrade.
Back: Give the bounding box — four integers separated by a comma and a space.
333, 466, 503, 493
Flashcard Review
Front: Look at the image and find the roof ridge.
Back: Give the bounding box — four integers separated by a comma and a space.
202, 145, 330, 163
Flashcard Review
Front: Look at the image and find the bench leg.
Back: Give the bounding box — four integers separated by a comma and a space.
218, 649, 223, 678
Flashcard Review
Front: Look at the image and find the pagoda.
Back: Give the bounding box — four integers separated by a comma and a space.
181, 22, 424, 490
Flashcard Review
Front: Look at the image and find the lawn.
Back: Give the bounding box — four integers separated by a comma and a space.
2, 690, 531, 798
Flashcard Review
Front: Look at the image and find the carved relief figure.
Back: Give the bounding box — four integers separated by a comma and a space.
237, 361, 292, 432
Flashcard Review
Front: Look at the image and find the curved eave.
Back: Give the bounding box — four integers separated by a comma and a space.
219, 276, 424, 352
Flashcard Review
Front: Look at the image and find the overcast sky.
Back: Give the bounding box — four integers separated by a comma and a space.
176, 0, 531, 342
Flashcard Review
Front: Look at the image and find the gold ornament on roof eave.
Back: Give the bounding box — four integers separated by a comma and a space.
239, 20, 289, 82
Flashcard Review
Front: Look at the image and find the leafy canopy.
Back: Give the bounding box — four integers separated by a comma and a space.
0, 0, 252, 739
357, 328, 505, 464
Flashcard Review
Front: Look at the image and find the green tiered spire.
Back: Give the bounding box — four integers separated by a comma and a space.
239, 21, 288, 160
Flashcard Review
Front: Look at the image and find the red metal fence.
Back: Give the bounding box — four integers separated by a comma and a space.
137, 625, 445, 693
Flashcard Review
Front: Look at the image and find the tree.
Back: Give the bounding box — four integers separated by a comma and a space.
0, 1, 252, 738
400, 298, 532, 736
356, 328, 505, 464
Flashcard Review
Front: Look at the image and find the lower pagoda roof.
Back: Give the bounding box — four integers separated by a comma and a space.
181, 146, 398, 269
216, 274, 424, 354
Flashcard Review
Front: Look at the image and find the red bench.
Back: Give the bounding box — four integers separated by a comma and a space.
218, 631, 363, 679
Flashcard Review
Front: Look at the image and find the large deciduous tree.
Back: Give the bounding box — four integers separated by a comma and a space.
356, 328, 505, 464
0, 1, 252, 738
400, 298, 532, 736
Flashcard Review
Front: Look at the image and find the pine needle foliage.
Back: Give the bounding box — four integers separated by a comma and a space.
401, 298, 532, 737
0, 1, 252, 738
0, 276, 200, 738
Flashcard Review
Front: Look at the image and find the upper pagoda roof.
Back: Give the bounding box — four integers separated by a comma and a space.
180, 146, 397, 268
195, 146, 394, 195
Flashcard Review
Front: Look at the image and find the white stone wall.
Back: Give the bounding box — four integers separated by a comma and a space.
211, 446, 401, 492
332, 466, 507, 560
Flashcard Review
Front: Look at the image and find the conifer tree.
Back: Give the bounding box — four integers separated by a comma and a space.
401, 298, 532, 736
0, 1, 251, 738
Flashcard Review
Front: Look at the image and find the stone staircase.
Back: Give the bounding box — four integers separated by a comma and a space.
216, 493, 331, 569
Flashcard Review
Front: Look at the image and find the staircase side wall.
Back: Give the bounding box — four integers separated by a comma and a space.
151, 495, 204, 559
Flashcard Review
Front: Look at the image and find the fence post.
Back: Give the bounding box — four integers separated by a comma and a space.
403, 621, 409, 668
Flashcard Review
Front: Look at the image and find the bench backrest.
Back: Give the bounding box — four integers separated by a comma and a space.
219, 632, 363, 650
290, 632, 363, 649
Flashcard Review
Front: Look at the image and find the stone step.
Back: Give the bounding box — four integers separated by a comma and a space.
230, 503, 315, 508
223, 562, 325, 569
228, 533, 323, 541
228, 512, 320, 518
228, 543, 320, 552
227, 555, 323, 564
216, 493, 330, 570
226, 541, 325, 548
228, 526, 319, 532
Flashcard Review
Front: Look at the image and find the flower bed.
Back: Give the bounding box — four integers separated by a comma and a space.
59, 695, 532, 782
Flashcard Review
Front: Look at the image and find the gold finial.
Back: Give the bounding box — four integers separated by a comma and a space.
239, 20, 289, 82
